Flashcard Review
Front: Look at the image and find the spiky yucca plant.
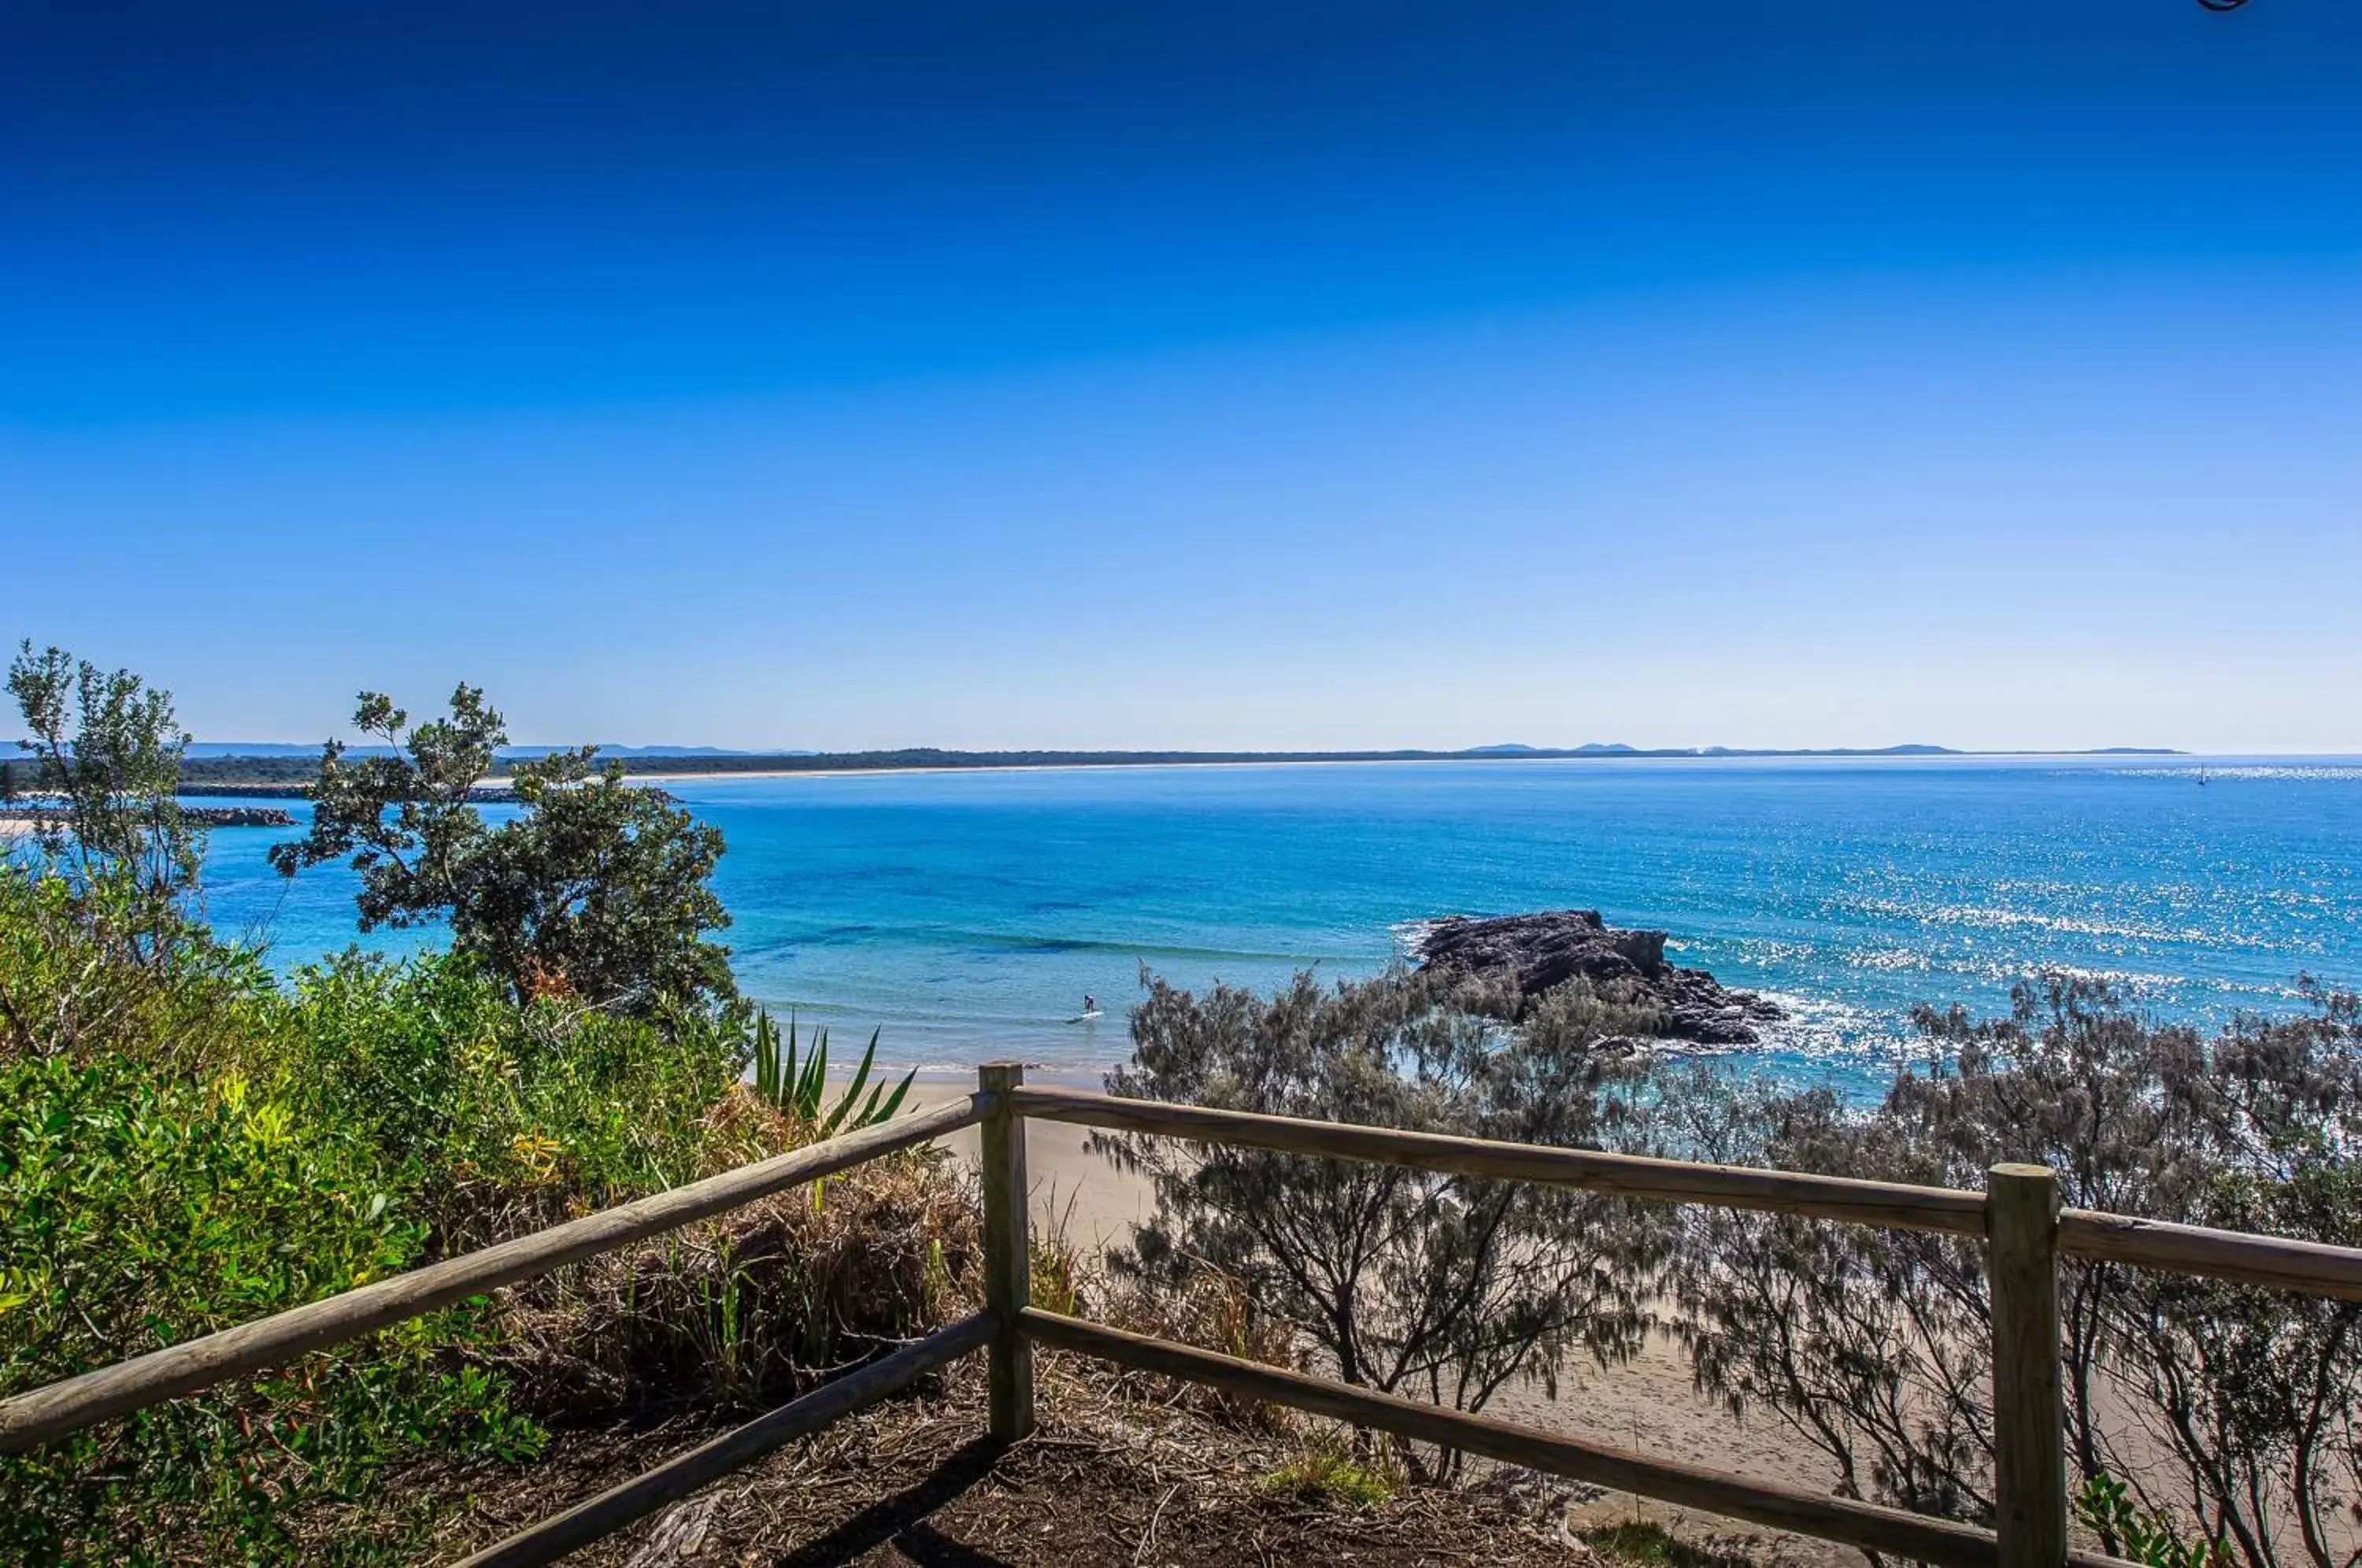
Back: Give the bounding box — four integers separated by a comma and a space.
750, 1010, 916, 1135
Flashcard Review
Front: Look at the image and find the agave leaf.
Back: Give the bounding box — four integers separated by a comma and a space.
847, 1027, 880, 1100
801, 1026, 830, 1121
755, 1010, 785, 1107
780, 1011, 808, 1113
826, 1028, 884, 1134
874, 1067, 916, 1123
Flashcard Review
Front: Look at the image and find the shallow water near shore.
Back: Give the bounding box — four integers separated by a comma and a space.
189, 754, 2362, 1099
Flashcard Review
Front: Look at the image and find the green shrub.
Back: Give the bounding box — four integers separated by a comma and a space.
0, 1050, 539, 1564
273, 950, 749, 1252
0, 886, 755, 1560
0, 864, 286, 1072
0, 891, 966, 1559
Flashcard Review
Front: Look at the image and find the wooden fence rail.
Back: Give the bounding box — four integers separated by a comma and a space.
1005, 1082, 1992, 1235
8, 1063, 2362, 1567
2056, 1208, 2362, 1301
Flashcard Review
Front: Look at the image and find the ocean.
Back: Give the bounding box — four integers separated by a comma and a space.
188, 755, 2362, 1097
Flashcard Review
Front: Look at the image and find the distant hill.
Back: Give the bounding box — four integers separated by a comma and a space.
171, 741, 2185, 793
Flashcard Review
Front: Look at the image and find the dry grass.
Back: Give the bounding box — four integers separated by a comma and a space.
1091, 1264, 1303, 1435
1021, 1192, 1303, 1437
486, 1088, 984, 1419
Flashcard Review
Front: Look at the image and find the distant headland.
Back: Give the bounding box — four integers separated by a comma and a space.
171, 741, 2184, 794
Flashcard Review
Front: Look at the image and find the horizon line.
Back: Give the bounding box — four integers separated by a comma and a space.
172, 741, 2209, 768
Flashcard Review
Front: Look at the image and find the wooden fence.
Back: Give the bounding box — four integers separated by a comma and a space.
6, 1062, 2362, 1567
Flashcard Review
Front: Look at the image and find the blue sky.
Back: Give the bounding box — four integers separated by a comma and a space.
4, 1, 2357, 752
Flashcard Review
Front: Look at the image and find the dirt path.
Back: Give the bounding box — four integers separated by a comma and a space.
420, 1353, 1626, 1566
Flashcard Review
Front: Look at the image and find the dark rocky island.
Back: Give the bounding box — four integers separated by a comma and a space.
1414, 908, 1783, 1045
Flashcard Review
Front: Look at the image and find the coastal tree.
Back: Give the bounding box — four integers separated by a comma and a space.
1097, 967, 1669, 1481
1654, 1066, 2000, 1530
1890, 979, 2362, 1568
272, 685, 736, 1014
5, 642, 205, 943
1656, 977, 2362, 1568
2069, 986, 2362, 1568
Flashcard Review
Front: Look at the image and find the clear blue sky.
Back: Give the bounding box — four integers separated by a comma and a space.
4, 1, 2356, 752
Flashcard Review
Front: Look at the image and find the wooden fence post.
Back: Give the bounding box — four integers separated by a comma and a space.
1988, 1163, 2067, 1568
979, 1062, 1035, 1444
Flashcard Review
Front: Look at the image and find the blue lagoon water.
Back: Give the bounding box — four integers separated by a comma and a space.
191, 756, 2362, 1095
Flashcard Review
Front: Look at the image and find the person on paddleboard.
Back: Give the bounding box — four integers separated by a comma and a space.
1082, 994, 1097, 1015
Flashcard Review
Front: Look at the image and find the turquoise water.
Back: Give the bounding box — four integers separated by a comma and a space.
190, 756, 2362, 1095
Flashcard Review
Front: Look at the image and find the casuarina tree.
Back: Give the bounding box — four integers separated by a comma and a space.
1097, 967, 1670, 1481
1656, 976, 2362, 1568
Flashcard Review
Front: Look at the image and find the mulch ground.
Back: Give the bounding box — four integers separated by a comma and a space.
413, 1351, 1626, 1567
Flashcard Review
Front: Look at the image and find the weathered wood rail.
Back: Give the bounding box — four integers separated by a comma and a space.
6, 1063, 2360, 1567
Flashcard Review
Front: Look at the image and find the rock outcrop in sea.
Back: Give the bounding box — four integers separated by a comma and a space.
185, 805, 298, 828
1413, 908, 1783, 1045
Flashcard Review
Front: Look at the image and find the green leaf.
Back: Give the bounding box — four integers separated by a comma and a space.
874, 1067, 916, 1124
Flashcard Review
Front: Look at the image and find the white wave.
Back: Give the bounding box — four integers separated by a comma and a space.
1390, 917, 1443, 961
1738, 990, 1918, 1066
